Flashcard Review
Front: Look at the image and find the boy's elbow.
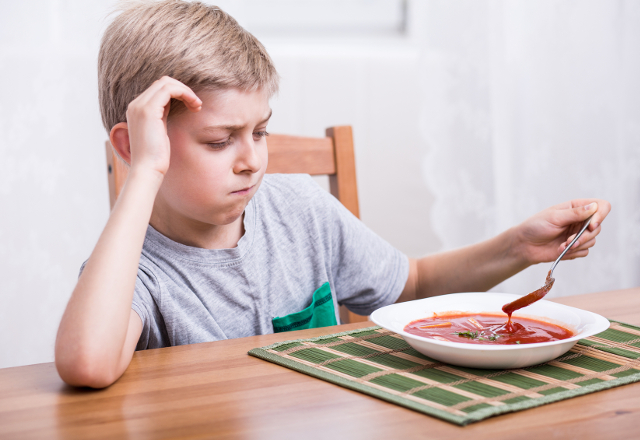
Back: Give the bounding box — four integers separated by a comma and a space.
55, 348, 120, 389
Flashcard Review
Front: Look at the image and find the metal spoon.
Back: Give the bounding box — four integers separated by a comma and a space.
502, 215, 594, 319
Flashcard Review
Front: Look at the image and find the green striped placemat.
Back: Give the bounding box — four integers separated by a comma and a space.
248, 320, 640, 426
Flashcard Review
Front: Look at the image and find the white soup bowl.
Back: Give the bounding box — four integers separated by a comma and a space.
370, 292, 610, 369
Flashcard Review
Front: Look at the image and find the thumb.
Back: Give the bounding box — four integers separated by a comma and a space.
555, 202, 598, 226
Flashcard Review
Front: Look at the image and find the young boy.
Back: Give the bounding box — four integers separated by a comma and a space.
55, 1, 610, 388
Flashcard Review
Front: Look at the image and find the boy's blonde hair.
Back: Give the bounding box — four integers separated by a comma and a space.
98, 0, 279, 132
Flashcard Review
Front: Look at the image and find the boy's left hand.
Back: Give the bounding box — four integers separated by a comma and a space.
514, 199, 611, 266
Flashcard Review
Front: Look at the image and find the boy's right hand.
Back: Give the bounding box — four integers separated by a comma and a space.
119, 76, 202, 177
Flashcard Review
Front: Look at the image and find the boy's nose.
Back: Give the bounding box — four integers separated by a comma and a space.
233, 136, 262, 174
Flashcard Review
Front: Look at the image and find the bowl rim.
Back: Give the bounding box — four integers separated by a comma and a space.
370, 292, 610, 351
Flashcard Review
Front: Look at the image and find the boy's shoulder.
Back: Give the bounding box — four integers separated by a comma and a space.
255, 173, 340, 225
260, 173, 322, 195
258, 173, 330, 207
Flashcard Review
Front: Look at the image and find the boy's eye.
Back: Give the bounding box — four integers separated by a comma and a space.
207, 139, 231, 150
253, 131, 269, 140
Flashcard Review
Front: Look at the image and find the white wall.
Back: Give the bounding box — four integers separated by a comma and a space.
0, 1, 114, 368
417, 0, 640, 297
0, 0, 637, 369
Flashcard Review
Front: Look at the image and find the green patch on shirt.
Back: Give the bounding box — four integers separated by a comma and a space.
272, 282, 337, 333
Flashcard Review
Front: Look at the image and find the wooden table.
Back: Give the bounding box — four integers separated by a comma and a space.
2, 288, 639, 439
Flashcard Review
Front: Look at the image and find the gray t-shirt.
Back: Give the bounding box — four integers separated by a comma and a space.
129, 174, 409, 350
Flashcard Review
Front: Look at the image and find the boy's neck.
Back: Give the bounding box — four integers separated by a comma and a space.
149, 211, 245, 250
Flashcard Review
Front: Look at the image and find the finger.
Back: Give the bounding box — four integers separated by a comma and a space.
588, 199, 611, 231
159, 76, 201, 109
562, 248, 589, 260
132, 76, 180, 104
552, 201, 598, 227
559, 233, 577, 252
154, 80, 202, 111
563, 237, 596, 255
559, 198, 611, 232
559, 224, 601, 251
138, 83, 202, 118
570, 237, 596, 252
550, 198, 598, 210
574, 225, 601, 244
559, 230, 581, 252
137, 76, 202, 112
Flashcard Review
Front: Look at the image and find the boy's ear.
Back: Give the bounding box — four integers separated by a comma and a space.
109, 122, 131, 166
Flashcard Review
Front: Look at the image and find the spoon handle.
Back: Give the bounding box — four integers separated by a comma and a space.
549, 215, 593, 277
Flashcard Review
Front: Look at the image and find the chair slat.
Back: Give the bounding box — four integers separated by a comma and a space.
327, 126, 360, 219
266, 134, 335, 175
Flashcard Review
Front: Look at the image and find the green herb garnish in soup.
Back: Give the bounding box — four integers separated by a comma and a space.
404, 313, 573, 345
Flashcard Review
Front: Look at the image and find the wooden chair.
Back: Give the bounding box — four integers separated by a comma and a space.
105, 125, 368, 324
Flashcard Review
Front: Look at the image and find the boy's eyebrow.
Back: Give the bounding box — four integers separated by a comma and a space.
199, 109, 272, 133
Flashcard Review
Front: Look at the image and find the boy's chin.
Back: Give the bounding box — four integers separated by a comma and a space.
207, 204, 248, 226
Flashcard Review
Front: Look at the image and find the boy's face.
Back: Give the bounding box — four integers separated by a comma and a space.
153, 87, 271, 234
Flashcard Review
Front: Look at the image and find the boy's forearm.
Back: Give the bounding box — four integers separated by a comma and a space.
414, 227, 530, 299
399, 200, 610, 303
55, 168, 162, 386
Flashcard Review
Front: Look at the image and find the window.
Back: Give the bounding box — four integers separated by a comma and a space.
208, 0, 409, 38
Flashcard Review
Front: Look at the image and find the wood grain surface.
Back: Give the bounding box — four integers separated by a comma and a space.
2, 288, 639, 440
326, 126, 360, 220
265, 133, 336, 175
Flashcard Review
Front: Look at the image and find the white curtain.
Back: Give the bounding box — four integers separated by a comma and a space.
418, 0, 640, 297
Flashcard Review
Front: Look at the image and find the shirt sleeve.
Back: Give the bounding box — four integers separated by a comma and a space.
132, 263, 171, 350
309, 179, 410, 316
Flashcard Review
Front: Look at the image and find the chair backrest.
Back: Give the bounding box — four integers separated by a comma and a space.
105, 125, 367, 324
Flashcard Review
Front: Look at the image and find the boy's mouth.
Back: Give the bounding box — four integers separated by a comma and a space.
231, 184, 255, 195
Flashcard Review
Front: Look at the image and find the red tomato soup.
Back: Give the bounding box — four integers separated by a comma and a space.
404, 313, 573, 345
